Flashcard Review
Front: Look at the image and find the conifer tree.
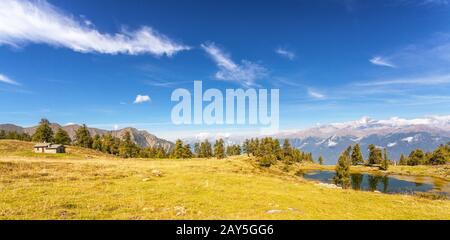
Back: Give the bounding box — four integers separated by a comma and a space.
282, 139, 292, 157
74, 124, 92, 148
119, 131, 139, 158
214, 139, 225, 159
194, 143, 201, 157
399, 153, 407, 165
32, 118, 54, 143
0, 130, 6, 139
368, 144, 383, 165
172, 139, 185, 159
91, 135, 102, 151
408, 149, 425, 166
243, 139, 250, 156
351, 144, 364, 165
182, 144, 193, 158
318, 156, 324, 165
381, 148, 389, 170
200, 140, 212, 158
53, 128, 71, 145
334, 150, 351, 188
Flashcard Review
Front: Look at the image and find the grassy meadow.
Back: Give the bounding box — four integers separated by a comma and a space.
0, 140, 449, 220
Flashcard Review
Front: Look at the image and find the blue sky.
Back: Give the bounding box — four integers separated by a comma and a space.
1, 0, 450, 140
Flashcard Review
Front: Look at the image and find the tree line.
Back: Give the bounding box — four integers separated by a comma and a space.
243, 138, 314, 167
333, 143, 450, 188
1, 119, 449, 165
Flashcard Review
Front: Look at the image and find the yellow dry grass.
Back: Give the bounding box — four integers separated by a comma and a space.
0, 140, 449, 220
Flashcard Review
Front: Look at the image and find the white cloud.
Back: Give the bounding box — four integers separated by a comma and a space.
420, 0, 449, 5
0, 0, 189, 56
0, 73, 20, 85
134, 95, 151, 104
275, 48, 295, 60
201, 42, 267, 87
307, 88, 325, 99
355, 74, 450, 87
369, 56, 396, 68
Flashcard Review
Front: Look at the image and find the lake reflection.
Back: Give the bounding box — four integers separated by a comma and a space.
298, 170, 449, 196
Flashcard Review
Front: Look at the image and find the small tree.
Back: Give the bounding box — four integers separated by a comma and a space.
334, 150, 351, 189
171, 139, 185, 159
0, 130, 6, 139
200, 140, 212, 158
32, 118, 54, 143
119, 131, 139, 158
351, 144, 364, 165
408, 149, 425, 166
380, 148, 389, 171
91, 135, 102, 151
368, 144, 383, 165
429, 147, 447, 165
74, 124, 92, 148
53, 128, 71, 145
194, 143, 201, 157
318, 156, 324, 165
182, 144, 193, 158
399, 153, 407, 165
214, 139, 225, 159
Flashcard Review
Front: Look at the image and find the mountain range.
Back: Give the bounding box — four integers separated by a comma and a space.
2, 116, 450, 164
0, 123, 174, 151
183, 116, 450, 164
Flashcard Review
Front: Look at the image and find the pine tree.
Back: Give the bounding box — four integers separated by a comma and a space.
101, 134, 114, 154
200, 140, 212, 158
243, 139, 250, 156
172, 139, 185, 159
368, 144, 382, 165
318, 156, 324, 165
119, 131, 139, 158
351, 144, 364, 165
214, 139, 225, 159
334, 150, 351, 189
182, 144, 193, 158
0, 130, 6, 139
32, 118, 54, 143
194, 143, 201, 157
408, 149, 425, 166
429, 146, 448, 165
399, 154, 407, 165
74, 124, 92, 148
53, 128, 71, 145
91, 135, 102, 151
282, 139, 292, 158
381, 148, 389, 170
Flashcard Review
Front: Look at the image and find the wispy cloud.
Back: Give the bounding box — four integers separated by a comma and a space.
134, 95, 151, 104
307, 88, 326, 99
369, 56, 396, 68
275, 48, 295, 60
0, 0, 190, 56
0, 73, 20, 85
419, 0, 449, 6
201, 42, 267, 87
355, 74, 450, 87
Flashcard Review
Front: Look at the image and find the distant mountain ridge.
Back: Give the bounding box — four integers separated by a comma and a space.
280, 116, 450, 164
0, 123, 174, 151
182, 116, 450, 164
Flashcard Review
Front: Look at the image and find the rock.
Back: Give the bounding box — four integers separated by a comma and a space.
315, 182, 341, 189
152, 169, 162, 177
174, 206, 186, 216
266, 209, 284, 214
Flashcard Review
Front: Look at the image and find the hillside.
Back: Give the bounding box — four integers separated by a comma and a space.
0, 123, 173, 151
0, 140, 449, 220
